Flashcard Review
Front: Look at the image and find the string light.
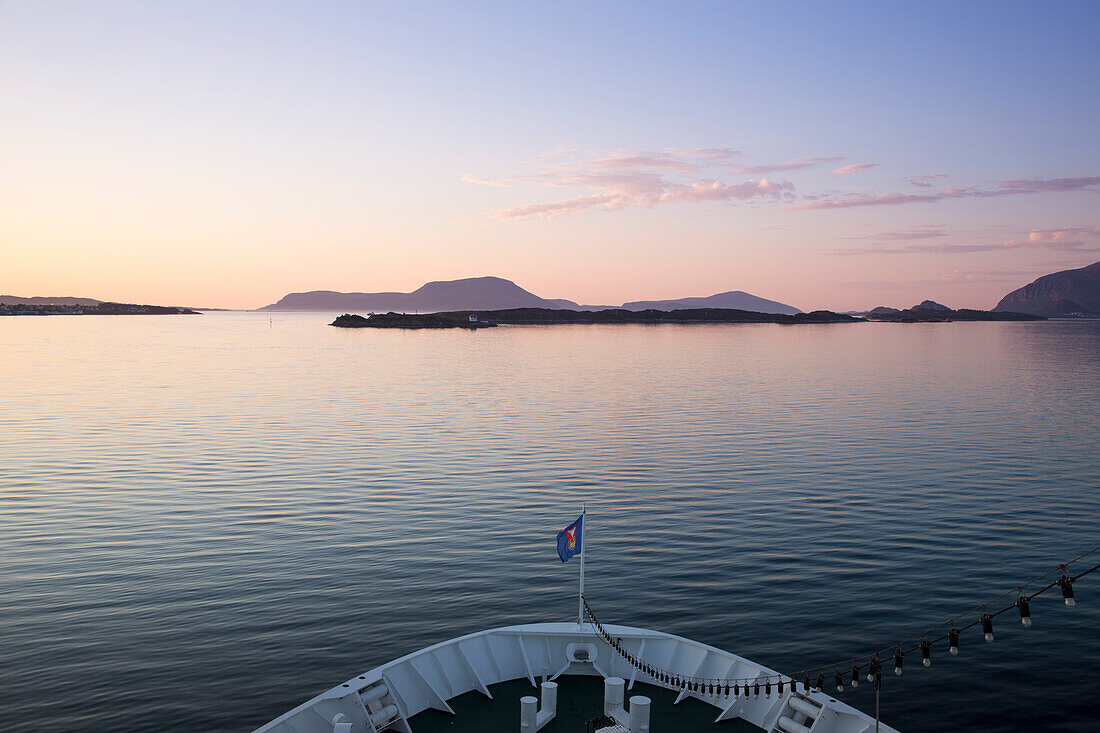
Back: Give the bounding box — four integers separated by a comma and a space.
1017, 596, 1031, 627
1058, 574, 1076, 607
579, 548, 1097, 695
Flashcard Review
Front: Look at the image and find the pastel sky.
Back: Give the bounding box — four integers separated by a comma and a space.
2, 1, 1098, 310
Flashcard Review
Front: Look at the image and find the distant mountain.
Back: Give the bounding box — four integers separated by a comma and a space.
993, 261, 1100, 317
910, 300, 951, 311
620, 291, 801, 315
0, 295, 101, 306
260, 276, 581, 312
867, 306, 900, 315
261, 278, 801, 315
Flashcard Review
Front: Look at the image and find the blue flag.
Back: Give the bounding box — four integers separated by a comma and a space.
557, 514, 583, 563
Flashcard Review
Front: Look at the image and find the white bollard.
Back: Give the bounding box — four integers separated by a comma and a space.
788, 697, 822, 718
369, 705, 398, 728
777, 716, 813, 733
628, 695, 651, 733
603, 677, 625, 716
520, 696, 538, 732
361, 684, 389, 704
540, 681, 558, 720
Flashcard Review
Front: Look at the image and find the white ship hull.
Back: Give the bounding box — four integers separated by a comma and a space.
254, 622, 899, 733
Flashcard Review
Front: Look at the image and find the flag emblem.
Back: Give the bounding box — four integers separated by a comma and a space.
557, 514, 583, 563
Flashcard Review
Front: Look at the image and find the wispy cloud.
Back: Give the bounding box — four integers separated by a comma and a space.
729, 156, 842, 175
461, 175, 510, 187
831, 225, 1100, 256
848, 269, 1054, 288
832, 163, 880, 175
469, 147, 795, 220
1028, 225, 1100, 242
490, 194, 631, 221
844, 227, 948, 241
794, 192, 943, 210
907, 174, 948, 188
791, 176, 1100, 210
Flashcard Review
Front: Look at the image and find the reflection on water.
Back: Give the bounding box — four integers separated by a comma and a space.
1, 313, 1097, 732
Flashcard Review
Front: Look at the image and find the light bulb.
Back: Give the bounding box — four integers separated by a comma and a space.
850, 666, 859, 688
981, 613, 994, 643
1017, 597, 1032, 627
1058, 575, 1076, 607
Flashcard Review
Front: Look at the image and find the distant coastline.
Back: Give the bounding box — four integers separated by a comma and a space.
332, 305, 1046, 330
0, 301, 199, 316
331, 308, 861, 329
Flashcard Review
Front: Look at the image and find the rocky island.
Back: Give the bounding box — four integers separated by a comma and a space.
864, 300, 1044, 323
0, 300, 199, 316
331, 308, 861, 329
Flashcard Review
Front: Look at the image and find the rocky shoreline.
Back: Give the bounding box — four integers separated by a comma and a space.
0, 302, 199, 316
331, 307, 862, 329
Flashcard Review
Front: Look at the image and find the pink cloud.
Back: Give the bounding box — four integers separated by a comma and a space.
461, 175, 510, 187
792, 176, 1100, 210
729, 156, 842, 174
1028, 226, 1100, 242
588, 147, 741, 171
907, 174, 948, 188
993, 177, 1100, 193
832, 163, 880, 175
491, 194, 632, 221
657, 178, 794, 203
475, 147, 795, 220
845, 228, 948, 241
832, 235, 1100, 256
791, 192, 942, 210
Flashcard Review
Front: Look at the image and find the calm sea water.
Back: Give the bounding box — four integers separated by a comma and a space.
1, 313, 1098, 732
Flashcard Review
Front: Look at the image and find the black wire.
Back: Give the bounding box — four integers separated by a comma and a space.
582, 548, 1098, 687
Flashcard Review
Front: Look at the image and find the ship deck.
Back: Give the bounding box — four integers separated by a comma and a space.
408, 676, 763, 732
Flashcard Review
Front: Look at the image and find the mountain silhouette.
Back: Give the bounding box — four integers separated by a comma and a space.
621, 291, 801, 315
261, 277, 802, 315
260, 276, 580, 312
993, 261, 1100, 317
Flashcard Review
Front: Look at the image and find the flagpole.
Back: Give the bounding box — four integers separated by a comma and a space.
578, 503, 586, 627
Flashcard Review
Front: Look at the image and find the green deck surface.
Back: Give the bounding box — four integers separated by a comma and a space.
407, 676, 764, 732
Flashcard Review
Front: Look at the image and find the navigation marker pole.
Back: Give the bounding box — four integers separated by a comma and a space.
578, 503, 586, 628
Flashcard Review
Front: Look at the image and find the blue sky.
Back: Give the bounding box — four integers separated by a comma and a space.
1, 1, 1098, 309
